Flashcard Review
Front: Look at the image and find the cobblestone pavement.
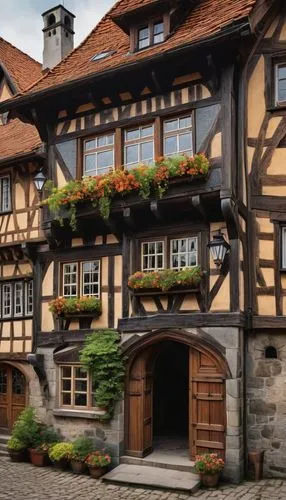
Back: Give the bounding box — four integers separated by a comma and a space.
1, 457, 286, 500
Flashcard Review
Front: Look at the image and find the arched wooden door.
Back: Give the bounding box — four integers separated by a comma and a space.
125, 342, 226, 459
0, 364, 27, 430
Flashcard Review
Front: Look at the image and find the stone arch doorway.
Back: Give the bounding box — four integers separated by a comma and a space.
124, 330, 227, 459
0, 363, 27, 430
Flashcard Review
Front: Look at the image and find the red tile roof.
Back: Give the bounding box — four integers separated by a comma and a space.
25, 0, 256, 96
111, 0, 159, 17
0, 37, 42, 93
0, 119, 42, 162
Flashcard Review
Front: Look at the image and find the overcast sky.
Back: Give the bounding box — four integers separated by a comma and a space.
0, 0, 115, 62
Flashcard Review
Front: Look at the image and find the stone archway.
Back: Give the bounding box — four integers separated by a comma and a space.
124, 329, 228, 459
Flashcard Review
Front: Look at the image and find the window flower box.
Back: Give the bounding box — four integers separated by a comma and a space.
128, 267, 202, 293
49, 297, 102, 330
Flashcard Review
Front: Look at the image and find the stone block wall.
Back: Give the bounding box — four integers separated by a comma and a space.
247, 332, 286, 478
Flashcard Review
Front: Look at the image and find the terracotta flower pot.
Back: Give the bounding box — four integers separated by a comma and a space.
200, 472, 220, 488
70, 459, 86, 474
8, 448, 28, 463
87, 465, 107, 479
29, 449, 49, 467
54, 458, 70, 470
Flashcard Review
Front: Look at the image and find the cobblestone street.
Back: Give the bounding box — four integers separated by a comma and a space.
1, 457, 286, 500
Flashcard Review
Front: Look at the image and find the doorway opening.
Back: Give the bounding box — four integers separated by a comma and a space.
153, 341, 189, 453
0, 364, 27, 430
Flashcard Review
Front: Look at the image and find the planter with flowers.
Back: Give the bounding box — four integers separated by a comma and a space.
48, 442, 73, 470
85, 450, 111, 479
49, 296, 102, 329
70, 436, 94, 474
44, 154, 210, 230
194, 453, 224, 487
128, 266, 202, 294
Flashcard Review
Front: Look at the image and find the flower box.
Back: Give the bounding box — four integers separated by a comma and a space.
128, 267, 202, 293
49, 297, 102, 329
58, 312, 100, 329
130, 286, 200, 296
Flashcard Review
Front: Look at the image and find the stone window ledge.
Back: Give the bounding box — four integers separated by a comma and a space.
53, 408, 106, 419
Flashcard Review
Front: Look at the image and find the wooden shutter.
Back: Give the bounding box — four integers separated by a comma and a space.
190, 349, 225, 458
126, 349, 153, 457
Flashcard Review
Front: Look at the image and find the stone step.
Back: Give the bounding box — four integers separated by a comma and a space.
120, 455, 195, 473
103, 464, 200, 494
0, 434, 10, 445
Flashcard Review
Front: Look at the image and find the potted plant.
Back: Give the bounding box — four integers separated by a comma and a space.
85, 450, 111, 479
11, 407, 40, 461
194, 453, 224, 487
49, 296, 102, 329
70, 436, 94, 474
48, 442, 73, 470
29, 427, 60, 467
7, 437, 27, 462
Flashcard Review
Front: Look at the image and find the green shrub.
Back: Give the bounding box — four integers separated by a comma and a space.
71, 436, 93, 462
7, 437, 26, 451
11, 407, 40, 448
49, 442, 73, 462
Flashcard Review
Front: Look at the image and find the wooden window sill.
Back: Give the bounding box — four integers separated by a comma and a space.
53, 408, 107, 419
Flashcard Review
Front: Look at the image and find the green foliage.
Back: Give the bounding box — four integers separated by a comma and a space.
49, 296, 102, 316
48, 442, 73, 462
194, 453, 224, 475
36, 427, 60, 451
44, 154, 210, 230
7, 437, 26, 451
11, 407, 40, 448
85, 450, 111, 467
80, 330, 125, 419
71, 436, 94, 462
128, 266, 201, 292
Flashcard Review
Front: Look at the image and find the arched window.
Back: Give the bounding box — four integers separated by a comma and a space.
265, 346, 278, 359
64, 15, 71, 28
47, 13, 56, 26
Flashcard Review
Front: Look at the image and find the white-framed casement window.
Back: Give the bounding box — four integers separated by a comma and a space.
25, 281, 33, 316
141, 241, 165, 271
281, 227, 286, 269
2, 284, 12, 318
83, 133, 114, 176
137, 19, 164, 50
124, 124, 154, 168
163, 115, 193, 157
170, 237, 198, 269
276, 64, 286, 105
63, 263, 78, 297
1, 280, 33, 319
0, 176, 11, 213
62, 260, 100, 298
60, 365, 94, 409
14, 282, 23, 317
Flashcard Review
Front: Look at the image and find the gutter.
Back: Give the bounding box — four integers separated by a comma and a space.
0, 18, 251, 113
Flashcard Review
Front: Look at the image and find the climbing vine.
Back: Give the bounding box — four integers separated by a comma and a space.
79, 330, 125, 420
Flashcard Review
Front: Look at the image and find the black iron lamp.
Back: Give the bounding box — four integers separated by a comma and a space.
207, 230, 230, 268
33, 169, 47, 197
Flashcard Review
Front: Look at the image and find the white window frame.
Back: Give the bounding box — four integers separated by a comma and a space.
281, 227, 286, 269
124, 124, 154, 168
276, 63, 286, 105
81, 260, 100, 297
59, 365, 94, 410
25, 281, 33, 316
170, 237, 198, 270
14, 282, 23, 317
2, 283, 12, 318
141, 241, 165, 271
163, 115, 193, 157
0, 176, 11, 213
63, 263, 78, 298
83, 133, 115, 176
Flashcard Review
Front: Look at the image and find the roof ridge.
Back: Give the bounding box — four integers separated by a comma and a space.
22, 0, 125, 95
0, 36, 41, 67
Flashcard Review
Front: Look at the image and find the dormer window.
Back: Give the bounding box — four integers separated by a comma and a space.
136, 19, 164, 51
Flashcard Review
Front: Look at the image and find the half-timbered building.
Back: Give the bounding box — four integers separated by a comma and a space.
2, 0, 286, 483
0, 38, 45, 430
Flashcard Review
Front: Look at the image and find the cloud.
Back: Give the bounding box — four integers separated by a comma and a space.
0, 0, 114, 62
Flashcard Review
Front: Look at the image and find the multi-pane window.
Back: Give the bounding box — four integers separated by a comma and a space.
63, 263, 78, 297
60, 365, 94, 409
83, 134, 114, 176
276, 64, 286, 105
163, 115, 193, 157
124, 125, 154, 168
281, 227, 286, 269
142, 241, 164, 271
62, 261, 100, 298
137, 20, 164, 50
141, 236, 198, 271
170, 237, 198, 269
0, 281, 33, 319
0, 176, 11, 213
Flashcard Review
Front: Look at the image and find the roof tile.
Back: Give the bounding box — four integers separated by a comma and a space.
0, 119, 41, 162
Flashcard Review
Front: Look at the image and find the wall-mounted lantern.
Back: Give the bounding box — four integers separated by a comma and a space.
33, 169, 47, 198
207, 230, 230, 268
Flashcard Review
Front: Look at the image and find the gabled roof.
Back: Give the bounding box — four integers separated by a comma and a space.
0, 118, 42, 163
24, 0, 257, 97
0, 37, 42, 93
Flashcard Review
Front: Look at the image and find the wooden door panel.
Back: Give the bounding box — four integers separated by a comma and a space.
190, 349, 225, 459
0, 365, 26, 430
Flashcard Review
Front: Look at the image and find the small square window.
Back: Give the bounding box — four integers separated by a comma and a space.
136, 19, 164, 51
0, 177, 11, 213
60, 365, 94, 410
124, 125, 154, 168
83, 134, 114, 176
